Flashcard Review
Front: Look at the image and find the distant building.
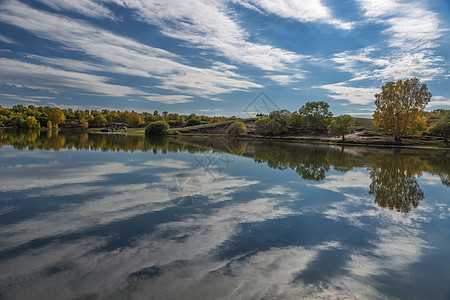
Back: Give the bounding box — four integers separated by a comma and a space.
109, 122, 127, 130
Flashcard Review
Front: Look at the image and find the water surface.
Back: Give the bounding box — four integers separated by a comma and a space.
0, 129, 449, 299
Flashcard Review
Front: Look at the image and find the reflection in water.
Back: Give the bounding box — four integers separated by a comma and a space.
0, 129, 449, 299
1, 128, 449, 213
368, 153, 424, 213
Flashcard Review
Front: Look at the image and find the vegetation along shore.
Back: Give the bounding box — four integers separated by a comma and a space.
1, 79, 449, 147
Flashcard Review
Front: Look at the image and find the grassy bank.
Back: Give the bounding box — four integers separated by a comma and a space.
88, 117, 448, 148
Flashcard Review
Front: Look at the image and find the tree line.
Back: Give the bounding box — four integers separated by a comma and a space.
0, 105, 236, 130
250, 78, 448, 142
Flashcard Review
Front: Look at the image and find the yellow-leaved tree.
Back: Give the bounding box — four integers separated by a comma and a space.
47, 107, 66, 129
373, 78, 431, 143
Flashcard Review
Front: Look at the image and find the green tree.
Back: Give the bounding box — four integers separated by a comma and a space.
289, 111, 305, 132
47, 108, 66, 129
299, 101, 333, 131
47, 120, 53, 129
89, 114, 107, 128
145, 121, 170, 136
369, 154, 424, 213
186, 118, 201, 127
227, 121, 247, 136
427, 111, 450, 142
327, 115, 356, 141
12, 115, 27, 128
373, 78, 431, 143
255, 110, 290, 135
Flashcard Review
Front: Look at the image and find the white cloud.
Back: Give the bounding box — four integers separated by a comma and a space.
0, 93, 52, 103
427, 96, 450, 108
144, 94, 194, 104
327, 1, 447, 84
371, 52, 444, 82
241, 0, 354, 30
313, 171, 371, 193
26, 54, 104, 72
357, 0, 444, 51
0, 162, 142, 192
37, 0, 116, 19
107, 0, 304, 71
264, 73, 305, 85
0, 1, 261, 97
314, 82, 379, 105
0, 58, 143, 97
143, 159, 192, 169
331, 48, 444, 82
0, 33, 16, 44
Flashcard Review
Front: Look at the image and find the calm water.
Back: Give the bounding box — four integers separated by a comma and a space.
0, 129, 449, 300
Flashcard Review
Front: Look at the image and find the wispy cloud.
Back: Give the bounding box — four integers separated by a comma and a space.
36, 0, 116, 20
314, 82, 378, 105
0, 33, 16, 44
26, 54, 104, 72
238, 0, 354, 30
357, 0, 445, 51
0, 93, 53, 103
107, 0, 305, 71
144, 95, 194, 104
321, 0, 447, 103
264, 73, 305, 85
427, 96, 450, 108
0, 58, 143, 96
0, 1, 261, 98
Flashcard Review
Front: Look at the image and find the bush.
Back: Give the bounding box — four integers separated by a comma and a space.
428, 121, 450, 142
186, 119, 202, 127
227, 121, 247, 135
145, 121, 170, 136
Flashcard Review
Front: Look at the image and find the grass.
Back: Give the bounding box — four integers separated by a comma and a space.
169, 119, 242, 132
352, 117, 382, 135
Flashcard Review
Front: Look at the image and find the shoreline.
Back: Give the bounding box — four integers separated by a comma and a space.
2, 125, 448, 149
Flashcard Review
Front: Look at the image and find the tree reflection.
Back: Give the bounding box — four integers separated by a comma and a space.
1, 129, 448, 192
423, 151, 450, 187
368, 153, 424, 213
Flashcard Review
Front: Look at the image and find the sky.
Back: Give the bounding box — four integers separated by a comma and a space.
0, 0, 449, 117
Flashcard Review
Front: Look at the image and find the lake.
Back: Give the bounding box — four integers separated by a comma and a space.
0, 129, 449, 299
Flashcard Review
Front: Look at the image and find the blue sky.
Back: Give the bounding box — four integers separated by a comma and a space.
0, 0, 449, 117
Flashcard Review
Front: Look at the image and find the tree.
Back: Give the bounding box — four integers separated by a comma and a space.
89, 114, 107, 128
373, 78, 431, 142
26, 116, 39, 129
368, 154, 424, 213
327, 115, 356, 141
299, 101, 333, 131
227, 121, 247, 136
255, 110, 290, 135
427, 111, 450, 143
47, 121, 53, 129
186, 118, 201, 127
145, 121, 169, 136
80, 118, 89, 130
47, 107, 66, 129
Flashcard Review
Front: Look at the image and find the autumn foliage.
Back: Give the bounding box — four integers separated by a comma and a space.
372, 78, 431, 142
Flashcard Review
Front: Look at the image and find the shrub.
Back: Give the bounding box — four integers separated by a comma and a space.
227, 121, 247, 135
186, 118, 202, 127
428, 121, 450, 142
145, 121, 170, 136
